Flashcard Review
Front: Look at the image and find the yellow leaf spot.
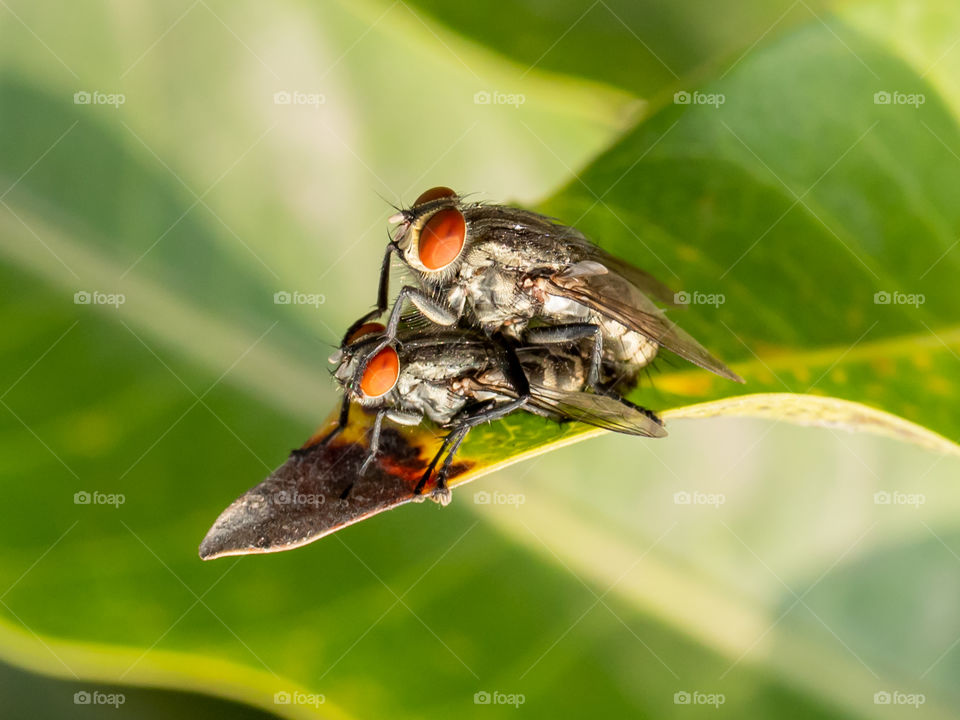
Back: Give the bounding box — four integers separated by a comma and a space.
656, 372, 715, 396
913, 353, 933, 370
676, 245, 700, 263
871, 357, 895, 377
928, 376, 951, 395
792, 366, 811, 384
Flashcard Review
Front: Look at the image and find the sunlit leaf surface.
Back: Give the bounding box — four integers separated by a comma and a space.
3, 1, 960, 719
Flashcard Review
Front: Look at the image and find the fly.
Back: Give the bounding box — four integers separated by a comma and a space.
323, 323, 665, 503
344, 187, 743, 397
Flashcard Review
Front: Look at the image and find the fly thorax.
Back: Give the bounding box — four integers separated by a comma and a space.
395, 372, 419, 397
396, 372, 463, 425
423, 383, 467, 425
465, 264, 530, 329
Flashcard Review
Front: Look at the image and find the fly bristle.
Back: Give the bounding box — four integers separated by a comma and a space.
375, 190, 403, 215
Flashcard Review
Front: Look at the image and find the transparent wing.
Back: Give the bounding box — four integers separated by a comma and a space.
464, 369, 665, 438
528, 384, 667, 438
547, 270, 743, 383
579, 245, 680, 307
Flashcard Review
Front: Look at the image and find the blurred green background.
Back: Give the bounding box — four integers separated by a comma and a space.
2, 0, 960, 718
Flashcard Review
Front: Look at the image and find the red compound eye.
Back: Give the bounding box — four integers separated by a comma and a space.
418, 208, 466, 270
360, 347, 399, 398
345, 322, 386, 345
414, 186, 456, 205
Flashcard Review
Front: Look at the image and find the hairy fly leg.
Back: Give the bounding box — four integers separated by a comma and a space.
601, 392, 664, 429
416, 340, 532, 502
413, 418, 473, 499
348, 285, 458, 394
525, 322, 604, 391
340, 409, 388, 501
358, 410, 386, 476
338, 408, 423, 501
291, 394, 350, 457
340, 241, 397, 344
425, 395, 531, 503
421, 425, 469, 505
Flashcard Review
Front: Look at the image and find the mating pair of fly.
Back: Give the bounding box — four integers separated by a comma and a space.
320, 187, 743, 504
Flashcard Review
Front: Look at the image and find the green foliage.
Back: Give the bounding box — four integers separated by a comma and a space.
2, 1, 960, 719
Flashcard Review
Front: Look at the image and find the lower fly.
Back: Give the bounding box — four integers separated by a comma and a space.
325, 324, 665, 503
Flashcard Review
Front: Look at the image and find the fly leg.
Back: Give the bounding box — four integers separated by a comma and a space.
340, 408, 423, 501
427, 425, 469, 505
525, 323, 604, 391
602, 393, 664, 430
413, 394, 530, 505
427, 395, 531, 503
291, 395, 350, 457
322, 395, 351, 445
340, 241, 397, 344
414, 341, 531, 502
348, 285, 459, 394
341, 409, 384, 501
414, 423, 470, 500
358, 410, 386, 476
417, 345, 532, 502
